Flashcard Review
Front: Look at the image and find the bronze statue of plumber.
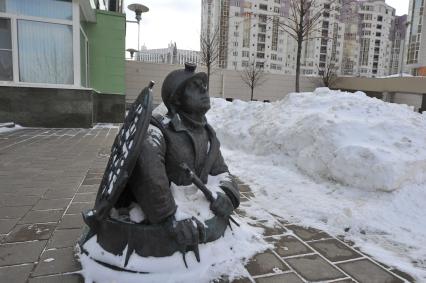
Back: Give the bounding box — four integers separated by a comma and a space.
80, 63, 240, 269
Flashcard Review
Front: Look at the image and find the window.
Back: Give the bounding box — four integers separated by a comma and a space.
0, 18, 12, 81
242, 51, 249, 57
259, 4, 267, 11
0, 0, 76, 85
80, 30, 89, 87
18, 20, 73, 84
0, 0, 73, 20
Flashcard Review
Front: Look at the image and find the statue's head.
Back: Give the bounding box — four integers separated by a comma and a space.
161, 63, 210, 116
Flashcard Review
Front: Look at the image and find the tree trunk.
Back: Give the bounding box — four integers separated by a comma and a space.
207, 64, 211, 91
295, 35, 303, 93
250, 87, 254, 101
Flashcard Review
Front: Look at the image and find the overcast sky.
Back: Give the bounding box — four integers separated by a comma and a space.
124, 0, 409, 54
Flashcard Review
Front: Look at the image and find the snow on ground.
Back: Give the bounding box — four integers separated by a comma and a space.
79, 175, 268, 283
207, 88, 426, 280
0, 123, 22, 133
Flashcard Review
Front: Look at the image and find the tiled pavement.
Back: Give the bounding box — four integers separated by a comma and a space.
0, 128, 415, 283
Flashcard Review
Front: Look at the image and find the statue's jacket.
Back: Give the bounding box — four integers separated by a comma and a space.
123, 112, 240, 224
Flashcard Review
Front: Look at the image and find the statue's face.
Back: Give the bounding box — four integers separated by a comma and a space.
178, 77, 210, 114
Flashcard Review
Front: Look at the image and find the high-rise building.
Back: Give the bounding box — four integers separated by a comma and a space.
389, 15, 408, 75
202, 0, 297, 74
300, 0, 345, 76
340, 0, 396, 77
201, 0, 408, 78
406, 0, 426, 76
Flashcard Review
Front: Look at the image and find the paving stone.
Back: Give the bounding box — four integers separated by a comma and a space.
332, 279, 357, 283
286, 225, 331, 241
19, 210, 64, 224
0, 206, 32, 219
338, 259, 404, 283
73, 192, 96, 203
252, 222, 287, 237
77, 184, 99, 193
48, 229, 82, 248
231, 277, 252, 283
266, 235, 313, 257
0, 240, 46, 266
0, 218, 19, 234
81, 178, 101, 185
255, 273, 304, 283
66, 202, 92, 214
43, 189, 76, 199
58, 214, 84, 229
29, 273, 84, 283
390, 268, 416, 282
241, 192, 255, 198
285, 254, 345, 281
245, 250, 289, 276
270, 214, 290, 226
33, 199, 71, 210
32, 247, 81, 276
5, 223, 56, 243
0, 194, 39, 207
309, 239, 362, 262
0, 263, 33, 283
235, 208, 247, 217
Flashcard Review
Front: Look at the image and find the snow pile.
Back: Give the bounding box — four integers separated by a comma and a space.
207, 89, 426, 280
208, 88, 426, 192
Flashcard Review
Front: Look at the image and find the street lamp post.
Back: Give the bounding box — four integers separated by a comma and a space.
127, 3, 149, 59
126, 48, 138, 60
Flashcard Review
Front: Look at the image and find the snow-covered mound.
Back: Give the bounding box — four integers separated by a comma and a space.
208, 88, 426, 192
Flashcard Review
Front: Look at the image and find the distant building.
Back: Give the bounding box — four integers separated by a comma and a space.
406, 0, 426, 76
389, 15, 408, 75
201, 0, 410, 78
341, 0, 397, 77
137, 42, 200, 65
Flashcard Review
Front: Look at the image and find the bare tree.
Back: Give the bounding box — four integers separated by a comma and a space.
277, 0, 339, 92
240, 61, 267, 101
200, 26, 221, 91
316, 54, 339, 87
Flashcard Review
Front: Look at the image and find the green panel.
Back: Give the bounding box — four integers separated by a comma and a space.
84, 10, 125, 94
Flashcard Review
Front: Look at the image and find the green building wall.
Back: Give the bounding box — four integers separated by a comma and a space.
83, 10, 126, 95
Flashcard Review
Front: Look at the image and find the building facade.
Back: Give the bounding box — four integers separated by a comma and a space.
406, 0, 426, 76
0, 0, 126, 127
137, 42, 200, 65
389, 15, 408, 75
201, 0, 409, 78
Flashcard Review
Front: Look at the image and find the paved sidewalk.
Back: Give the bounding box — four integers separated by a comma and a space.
0, 128, 415, 283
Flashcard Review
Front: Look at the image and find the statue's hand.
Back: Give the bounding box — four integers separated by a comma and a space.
210, 192, 234, 218
170, 217, 206, 246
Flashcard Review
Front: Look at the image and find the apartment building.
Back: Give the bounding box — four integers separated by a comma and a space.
201, 0, 408, 78
300, 0, 346, 76
137, 42, 200, 65
201, 0, 346, 75
340, 0, 396, 77
389, 15, 408, 75
202, 0, 297, 74
406, 0, 426, 76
